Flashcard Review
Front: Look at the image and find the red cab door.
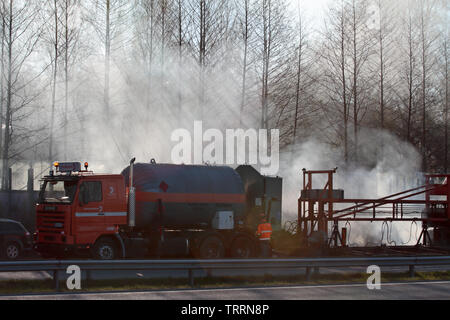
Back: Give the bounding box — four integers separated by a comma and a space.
74, 180, 106, 244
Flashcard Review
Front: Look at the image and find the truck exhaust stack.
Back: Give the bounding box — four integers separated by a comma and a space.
128, 157, 136, 227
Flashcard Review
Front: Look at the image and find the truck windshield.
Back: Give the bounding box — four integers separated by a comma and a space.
39, 180, 78, 204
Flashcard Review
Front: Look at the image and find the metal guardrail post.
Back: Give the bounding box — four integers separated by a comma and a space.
86, 269, 92, 288
306, 267, 312, 281
188, 269, 194, 287
53, 270, 60, 291
409, 265, 415, 278
314, 267, 320, 275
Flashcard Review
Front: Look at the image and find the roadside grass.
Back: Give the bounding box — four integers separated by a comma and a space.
1, 270, 450, 295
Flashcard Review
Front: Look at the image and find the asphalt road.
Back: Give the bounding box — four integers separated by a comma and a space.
2, 280, 450, 300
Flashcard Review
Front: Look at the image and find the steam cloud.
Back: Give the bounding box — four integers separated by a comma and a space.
280, 128, 424, 246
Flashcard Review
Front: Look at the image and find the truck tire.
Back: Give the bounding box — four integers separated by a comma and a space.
4, 242, 21, 260
230, 236, 256, 258
198, 236, 225, 259
92, 238, 118, 260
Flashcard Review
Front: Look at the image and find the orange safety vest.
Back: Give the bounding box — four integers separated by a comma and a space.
257, 222, 272, 240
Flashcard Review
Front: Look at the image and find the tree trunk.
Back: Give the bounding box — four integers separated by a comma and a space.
261, 0, 271, 130
0, 17, 5, 172
198, 0, 206, 119
420, 10, 427, 172
240, 0, 249, 127
177, 0, 182, 116
160, 0, 166, 91
445, 37, 449, 172
49, 0, 58, 165
341, 0, 348, 164
293, 1, 303, 144
379, 27, 384, 130
144, 0, 154, 124
64, 0, 68, 160
406, 15, 413, 143
104, 0, 110, 120
352, 0, 358, 163
1, 0, 12, 190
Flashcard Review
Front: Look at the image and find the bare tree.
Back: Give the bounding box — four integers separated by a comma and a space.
0, 0, 44, 189
292, 0, 315, 145
418, 0, 437, 172
320, 0, 350, 163
443, 33, 449, 172
436, 0, 449, 172
445, 34, 449, 172
84, 0, 131, 120
236, 0, 256, 126
158, 0, 169, 87
0, 14, 5, 165
185, 0, 232, 119
347, 0, 374, 163
255, 0, 293, 130
176, 0, 186, 114
0, 0, 447, 183
396, 2, 420, 144
48, 0, 59, 165
133, 0, 156, 119
61, 0, 81, 160
260, 0, 270, 129
369, 0, 398, 132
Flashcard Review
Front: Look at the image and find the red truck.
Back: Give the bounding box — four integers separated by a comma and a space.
34, 159, 282, 259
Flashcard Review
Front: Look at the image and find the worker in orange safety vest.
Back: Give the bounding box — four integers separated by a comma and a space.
256, 217, 272, 240
256, 216, 272, 257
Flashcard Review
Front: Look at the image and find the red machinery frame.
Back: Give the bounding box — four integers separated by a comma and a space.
298, 169, 450, 247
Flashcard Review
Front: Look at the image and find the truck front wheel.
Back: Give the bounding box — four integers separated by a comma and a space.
92, 238, 118, 260
230, 236, 256, 258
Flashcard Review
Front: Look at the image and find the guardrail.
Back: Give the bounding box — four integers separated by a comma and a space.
1, 256, 450, 291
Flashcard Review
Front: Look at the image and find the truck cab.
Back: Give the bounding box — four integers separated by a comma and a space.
35, 162, 127, 258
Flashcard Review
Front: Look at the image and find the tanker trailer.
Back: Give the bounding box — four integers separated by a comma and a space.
120, 162, 259, 258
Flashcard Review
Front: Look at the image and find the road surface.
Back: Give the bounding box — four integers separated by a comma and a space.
1, 281, 450, 300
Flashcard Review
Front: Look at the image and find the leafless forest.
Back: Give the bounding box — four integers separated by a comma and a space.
0, 0, 448, 190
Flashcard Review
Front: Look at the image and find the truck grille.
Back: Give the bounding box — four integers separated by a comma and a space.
37, 210, 65, 239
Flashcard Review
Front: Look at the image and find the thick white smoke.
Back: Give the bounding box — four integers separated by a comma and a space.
279, 128, 424, 246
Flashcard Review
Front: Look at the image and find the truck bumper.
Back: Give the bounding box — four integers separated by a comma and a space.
34, 243, 87, 257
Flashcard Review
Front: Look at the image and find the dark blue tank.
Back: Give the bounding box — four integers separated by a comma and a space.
121, 163, 245, 229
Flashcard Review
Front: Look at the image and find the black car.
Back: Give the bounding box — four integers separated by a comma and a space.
0, 219, 33, 260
